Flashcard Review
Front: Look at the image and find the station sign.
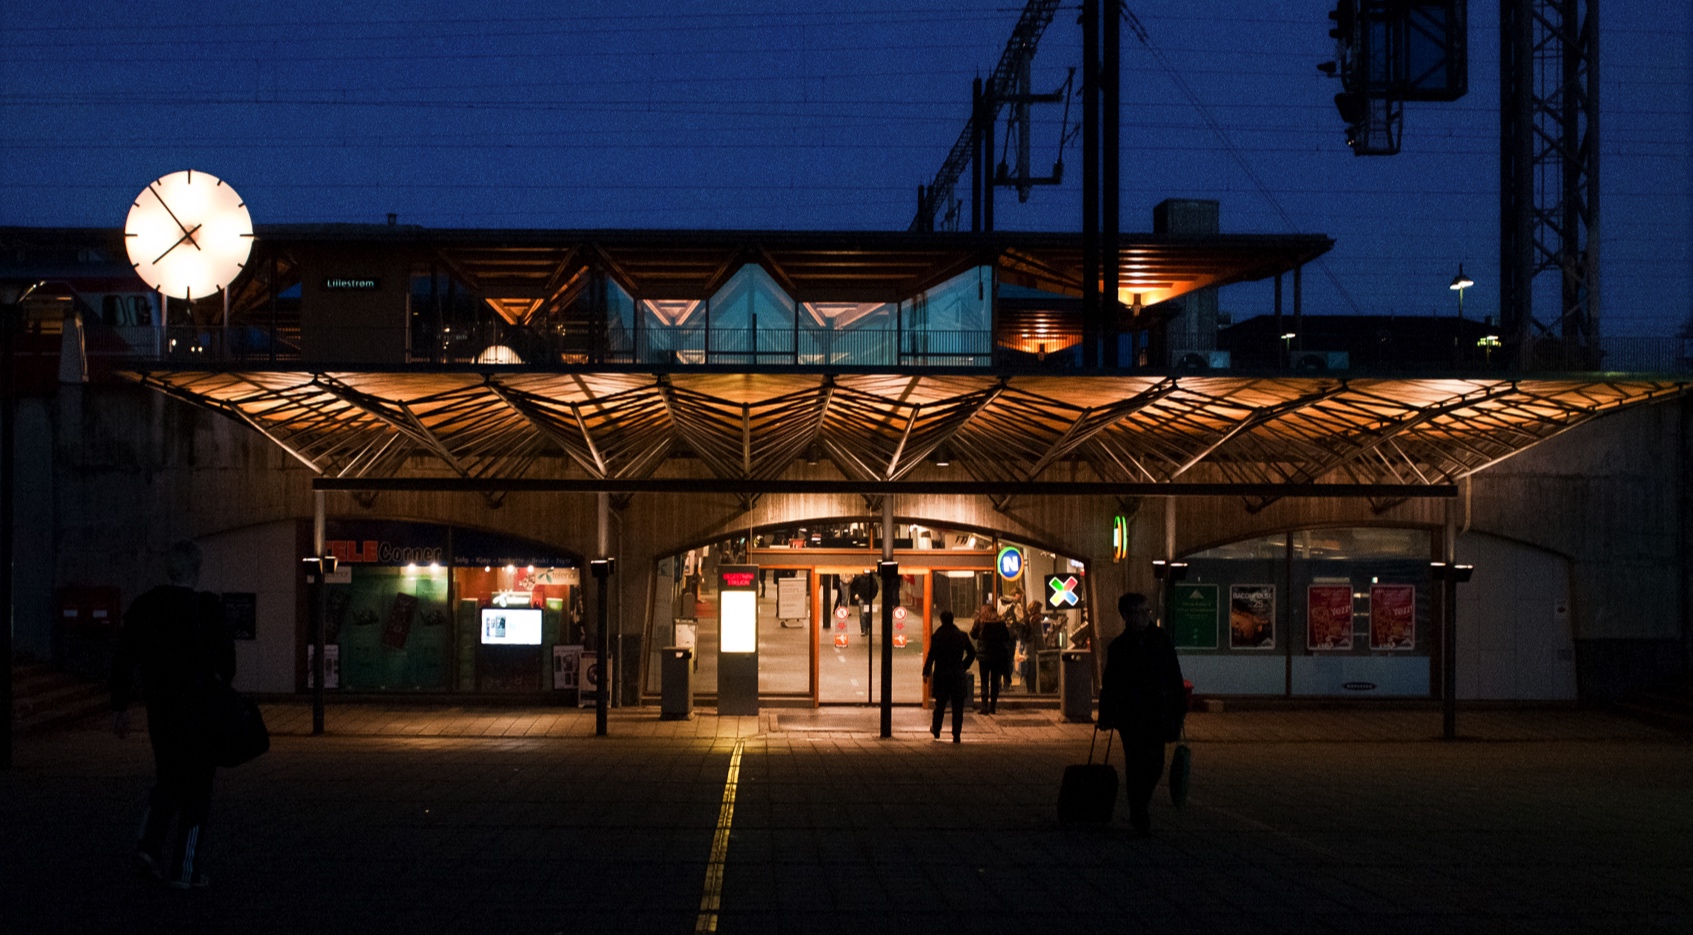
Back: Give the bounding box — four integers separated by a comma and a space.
996, 546, 1024, 580
1045, 574, 1083, 609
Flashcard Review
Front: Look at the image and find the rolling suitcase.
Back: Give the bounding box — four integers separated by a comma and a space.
1057, 726, 1118, 825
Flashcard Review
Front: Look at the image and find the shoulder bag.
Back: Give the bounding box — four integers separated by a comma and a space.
196, 595, 270, 768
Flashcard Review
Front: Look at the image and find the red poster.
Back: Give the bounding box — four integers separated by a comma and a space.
833, 632, 849, 648
1370, 584, 1417, 650
1306, 584, 1354, 650
893, 634, 908, 648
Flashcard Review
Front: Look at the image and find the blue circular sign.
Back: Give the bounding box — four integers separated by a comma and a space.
996, 546, 1023, 580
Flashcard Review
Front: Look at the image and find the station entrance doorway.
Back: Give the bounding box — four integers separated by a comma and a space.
647, 521, 1090, 707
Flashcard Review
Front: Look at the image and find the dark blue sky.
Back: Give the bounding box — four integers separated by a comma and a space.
2, 1, 1687, 336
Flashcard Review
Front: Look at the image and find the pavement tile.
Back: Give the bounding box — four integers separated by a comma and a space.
3, 702, 1689, 934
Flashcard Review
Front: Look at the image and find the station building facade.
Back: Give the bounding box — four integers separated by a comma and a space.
5, 221, 1688, 709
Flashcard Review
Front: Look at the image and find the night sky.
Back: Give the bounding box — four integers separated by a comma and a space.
2, 1, 1688, 336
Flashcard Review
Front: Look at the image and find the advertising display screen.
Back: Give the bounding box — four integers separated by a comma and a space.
480, 607, 542, 645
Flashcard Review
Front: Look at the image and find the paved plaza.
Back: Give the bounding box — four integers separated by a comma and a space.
3, 702, 1689, 934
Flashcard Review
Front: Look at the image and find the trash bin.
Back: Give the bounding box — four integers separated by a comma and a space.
661, 646, 693, 720
1060, 650, 1093, 722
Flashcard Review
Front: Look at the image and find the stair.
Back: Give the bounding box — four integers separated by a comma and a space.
1610, 675, 1693, 733
11, 660, 110, 732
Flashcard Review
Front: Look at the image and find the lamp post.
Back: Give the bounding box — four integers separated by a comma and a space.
1449, 265, 1474, 366
1279, 331, 1296, 368
302, 554, 339, 736
1430, 560, 1475, 740
1449, 264, 1474, 316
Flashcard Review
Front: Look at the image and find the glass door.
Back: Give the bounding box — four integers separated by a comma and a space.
813, 566, 930, 704
816, 565, 878, 703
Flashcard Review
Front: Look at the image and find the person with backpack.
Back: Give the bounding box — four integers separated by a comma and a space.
1096, 592, 1186, 834
110, 540, 234, 889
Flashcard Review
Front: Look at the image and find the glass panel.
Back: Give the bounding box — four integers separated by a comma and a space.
332, 566, 452, 691
640, 299, 706, 365
797, 301, 895, 367
882, 573, 927, 704
606, 277, 636, 359
902, 266, 993, 364
758, 569, 810, 694
818, 567, 881, 704
709, 265, 795, 363
1177, 527, 1437, 698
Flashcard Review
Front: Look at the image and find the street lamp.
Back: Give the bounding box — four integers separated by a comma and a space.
1430, 560, 1475, 741
1449, 264, 1474, 318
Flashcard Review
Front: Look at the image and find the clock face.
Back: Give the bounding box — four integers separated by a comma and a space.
124, 170, 253, 300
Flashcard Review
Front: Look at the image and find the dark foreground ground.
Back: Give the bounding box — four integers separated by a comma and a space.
3, 703, 1689, 935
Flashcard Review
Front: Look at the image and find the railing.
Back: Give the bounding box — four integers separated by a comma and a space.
72, 320, 1693, 375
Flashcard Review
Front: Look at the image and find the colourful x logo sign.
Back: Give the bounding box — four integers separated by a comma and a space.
1047, 575, 1080, 607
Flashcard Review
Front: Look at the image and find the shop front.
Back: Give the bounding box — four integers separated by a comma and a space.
316, 521, 582, 694
1170, 526, 1437, 698
642, 520, 1092, 706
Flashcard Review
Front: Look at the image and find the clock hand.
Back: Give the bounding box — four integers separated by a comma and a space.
152, 224, 204, 265
149, 184, 200, 242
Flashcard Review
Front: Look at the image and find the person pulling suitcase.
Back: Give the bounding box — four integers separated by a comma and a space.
1096, 591, 1187, 834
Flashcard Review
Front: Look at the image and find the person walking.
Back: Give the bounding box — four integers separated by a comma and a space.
110, 540, 234, 889
850, 570, 879, 638
922, 610, 976, 743
970, 605, 1014, 714
1097, 592, 1186, 834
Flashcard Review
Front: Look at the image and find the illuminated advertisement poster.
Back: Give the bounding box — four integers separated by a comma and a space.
1370, 584, 1417, 650
1169, 583, 1219, 649
382, 593, 418, 650
1306, 584, 1354, 650
1229, 584, 1276, 650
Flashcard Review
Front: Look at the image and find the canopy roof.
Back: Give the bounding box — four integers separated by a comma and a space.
128, 369, 1687, 510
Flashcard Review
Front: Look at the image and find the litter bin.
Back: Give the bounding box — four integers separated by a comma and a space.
661, 646, 693, 720
1060, 650, 1093, 722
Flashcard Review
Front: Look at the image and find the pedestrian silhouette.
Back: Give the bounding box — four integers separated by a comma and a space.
1097, 592, 1186, 833
109, 540, 234, 888
970, 605, 1013, 714
923, 610, 977, 743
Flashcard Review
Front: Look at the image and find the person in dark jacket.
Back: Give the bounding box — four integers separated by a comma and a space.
1097, 591, 1186, 834
922, 611, 977, 742
849, 570, 879, 637
110, 540, 234, 889
970, 605, 1014, 714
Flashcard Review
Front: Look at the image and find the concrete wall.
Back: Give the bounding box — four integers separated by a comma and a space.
30, 381, 1692, 702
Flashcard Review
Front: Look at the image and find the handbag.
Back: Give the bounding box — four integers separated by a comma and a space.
203, 676, 270, 768
1168, 727, 1191, 809
194, 593, 270, 768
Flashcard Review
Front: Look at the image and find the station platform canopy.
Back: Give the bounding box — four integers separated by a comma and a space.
129, 369, 1688, 510
91, 226, 1684, 507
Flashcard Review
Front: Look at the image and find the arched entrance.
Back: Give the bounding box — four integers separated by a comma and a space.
641, 518, 1091, 706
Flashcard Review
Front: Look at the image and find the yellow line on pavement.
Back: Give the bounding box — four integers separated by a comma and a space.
694, 739, 744, 934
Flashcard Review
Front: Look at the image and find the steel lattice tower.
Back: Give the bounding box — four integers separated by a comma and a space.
1500, 0, 1600, 367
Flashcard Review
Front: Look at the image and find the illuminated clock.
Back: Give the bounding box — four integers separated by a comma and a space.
124, 170, 253, 300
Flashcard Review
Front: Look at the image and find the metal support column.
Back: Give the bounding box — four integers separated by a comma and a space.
1081, 0, 1099, 368
0, 296, 17, 768
1101, 0, 1120, 367
879, 498, 895, 739
594, 492, 612, 736
971, 78, 984, 233
311, 491, 326, 736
